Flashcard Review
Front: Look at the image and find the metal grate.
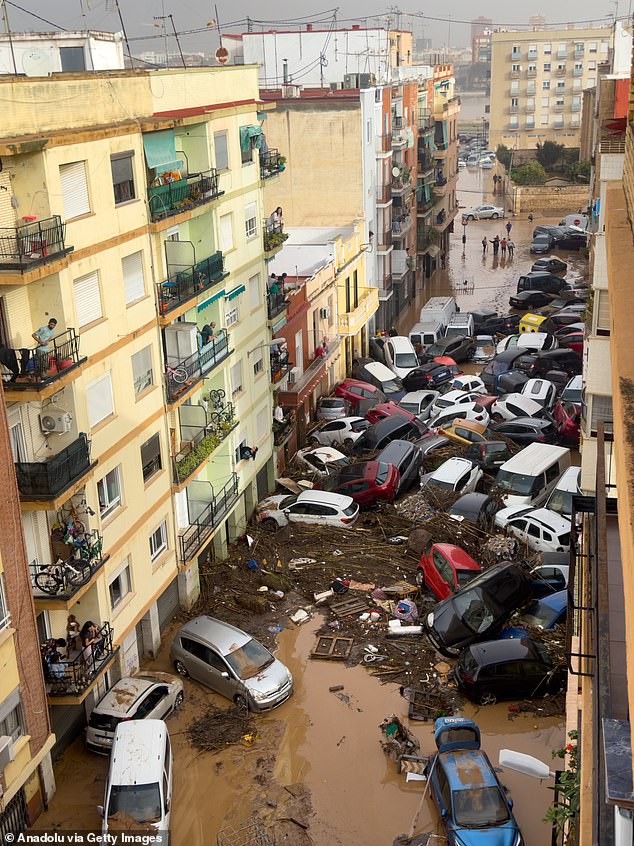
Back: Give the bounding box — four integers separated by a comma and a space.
217, 819, 274, 846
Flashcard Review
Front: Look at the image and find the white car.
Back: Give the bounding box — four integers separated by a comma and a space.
463, 204, 504, 221
491, 393, 545, 422
431, 389, 487, 418
561, 374, 582, 404
495, 506, 572, 553
398, 390, 439, 419
496, 333, 557, 355
383, 336, 420, 379
458, 159, 467, 169
256, 490, 359, 529
309, 417, 370, 448
530, 562, 570, 592
295, 446, 350, 476
479, 157, 494, 169
472, 336, 496, 363
521, 378, 558, 410
545, 466, 581, 517
430, 402, 490, 430
421, 457, 483, 495
449, 375, 486, 394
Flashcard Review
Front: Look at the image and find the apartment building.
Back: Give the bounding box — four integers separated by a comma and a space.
0, 64, 276, 751
0, 30, 124, 75
489, 25, 615, 150
0, 389, 55, 836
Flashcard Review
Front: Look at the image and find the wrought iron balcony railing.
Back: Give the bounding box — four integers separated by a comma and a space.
44, 622, 114, 696
260, 148, 285, 180
1, 328, 85, 390
0, 215, 73, 271
179, 474, 239, 562
164, 331, 231, 404
148, 169, 223, 222
30, 530, 106, 600
173, 402, 237, 484
156, 251, 228, 317
16, 433, 92, 500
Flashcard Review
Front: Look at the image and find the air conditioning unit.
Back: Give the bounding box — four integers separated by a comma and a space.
287, 366, 300, 385
343, 73, 360, 89
359, 73, 376, 88
0, 736, 15, 771
319, 307, 331, 319
40, 406, 73, 435
329, 82, 344, 91
281, 84, 302, 98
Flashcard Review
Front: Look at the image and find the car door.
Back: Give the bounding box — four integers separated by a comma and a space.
431, 761, 452, 821
201, 646, 239, 699
131, 685, 172, 722
526, 520, 544, 551
342, 480, 371, 504
284, 502, 312, 524
520, 659, 550, 697
319, 421, 345, 445
507, 518, 528, 543
497, 660, 530, 698
427, 548, 455, 597
179, 636, 213, 684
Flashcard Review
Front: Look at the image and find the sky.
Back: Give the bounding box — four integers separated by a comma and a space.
5, 0, 627, 58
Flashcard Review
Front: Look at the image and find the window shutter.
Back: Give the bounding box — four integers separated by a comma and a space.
73, 270, 103, 327
60, 161, 90, 219
86, 372, 114, 428
220, 214, 234, 252
596, 291, 610, 332
122, 251, 145, 304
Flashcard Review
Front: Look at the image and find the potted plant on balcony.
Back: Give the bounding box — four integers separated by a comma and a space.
278, 155, 287, 171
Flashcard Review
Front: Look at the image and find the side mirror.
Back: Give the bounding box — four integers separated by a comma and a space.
97, 805, 104, 818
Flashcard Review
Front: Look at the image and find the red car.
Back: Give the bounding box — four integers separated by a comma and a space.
416, 543, 481, 600
321, 460, 399, 506
365, 402, 414, 425
335, 378, 385, 410
433, 356, 462, 378
557, 331, 584, 356
475, 394, 498, 412
553, 399, 581, 446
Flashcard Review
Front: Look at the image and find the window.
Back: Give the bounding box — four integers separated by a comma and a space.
141, 433, 162, 482
512, 63, 520, 72
543, 62, 551, 72
256, 408, 267, 439
60, 161, 90, 219
511, 45, 520, 58
60, 46, 86, 71
214, 131, 229, 170
235, 436, 248, 463
240, 127, 253, 164
528, 63, 537, 73
588, 60, 597, 70
557, 43, 567, 57
589, 42, 597, 53
73, 270, 103, 327
122, 251, 146, 305
510, 81, 520, 94
526, 116, 535, 129
253, 350, 263, 377
575, 42, 584, 54
231, 361, 242, 396
111, 152, 136, 205
596, 290, 610, 334
526, 82, 536, 95
0, 577, 9, 631
542, 80, 550, 90
509, 116, 519, 129
132, 346, 154, 396
557, 81, 565, 91
86, 372, 114, 428
541, 96, 550, 108
97, 466, 122, 518
249, 273, 260, 309
149, 520, 168, 561
109, 559, 132, 608
366, 119, 372, 143
245, 202, 257, 239
600, 41, 609, 53
220, 213, 234, 252
0, 692, 24, 743
544, 43, 551, 54
511, 97, 519, 108
226, 302, 240, 327
586, 77, 596, 88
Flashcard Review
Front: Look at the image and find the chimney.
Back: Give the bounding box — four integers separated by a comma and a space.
352, 24, 360, 30
306, 23, 313, 32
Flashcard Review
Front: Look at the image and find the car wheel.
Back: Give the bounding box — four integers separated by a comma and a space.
174, 691, 185, 708
234, 693, 249, 712
492, 413, 504, 423
415, 569, 426, 588
343, 437, 354, 448
479, 691, 497, 706
174, 660, 189, 678
466, 214, 475, 221
262, 517, 278, 531
491, 212, 499, 219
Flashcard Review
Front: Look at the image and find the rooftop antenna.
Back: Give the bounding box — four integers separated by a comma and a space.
1, 0, 17, 75
154, 0, 169, 67
114, 0, 134, 68
169, 14, 186, 68
215, 4, 223, 49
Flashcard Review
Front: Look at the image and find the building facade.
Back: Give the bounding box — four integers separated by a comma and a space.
0, 64, 277, 751
0, 30, 124, 75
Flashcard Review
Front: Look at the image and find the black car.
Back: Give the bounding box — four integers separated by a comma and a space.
368, 336, 386, 363
464, 441, 512, 472
422, 335, 476, 364
533, 225, 567, 239
375, 439, 423, 494
530, 349, 582, 378
516, 272, 569, 295
545, 311, 586, 330
530, 233, 555, 254
531, 257, 568, 274
509, 289, 555, 309
424, 561, 531, 657
351, 414, 427, 454
415, 434, 450, 458
447, 493, 499, 530
490, 416, 558, 444
495, 369, 529, 395
478, 313, 521, 337
481, 349, 530, 392
454, 637, 563, 705
403, 363, 454, 391
471, 308, 497, 332
553, 231, 587, 251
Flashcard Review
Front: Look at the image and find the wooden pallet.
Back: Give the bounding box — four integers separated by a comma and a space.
407, 688, 450, 721
311, 635, 354, 661
329, 596, 370, 617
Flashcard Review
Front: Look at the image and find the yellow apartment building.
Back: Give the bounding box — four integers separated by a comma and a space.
0, 64, 278, 751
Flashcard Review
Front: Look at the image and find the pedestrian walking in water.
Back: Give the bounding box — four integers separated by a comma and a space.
507, 239, 515, 258
482, 237, 488, 254
505, 221, 512, 236
441, 252, 446, 269
501, 237, 507, 255
528, 212, 534, 224
490, 236, 500, 255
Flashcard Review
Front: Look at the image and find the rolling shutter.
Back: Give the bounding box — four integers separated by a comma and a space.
596, 290, 610, 333
0, 172, 16, 228
73, 270, 102, 327
122, 251, 145, 304
59, 161, 90, 220
86, 372, 114, 428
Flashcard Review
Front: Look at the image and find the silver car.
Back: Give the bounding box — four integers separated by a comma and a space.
170, 616, 293, 712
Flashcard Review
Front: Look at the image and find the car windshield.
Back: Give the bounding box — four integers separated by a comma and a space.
452, 786, 511, 828
375, 462, 390, 484
383, 378, 403, 394
278, 495, 297, 509
457, 570, 477, 587
108, 783, 162, 824
548, 489, 573, 516
496, 470, 541, 496
224, 638, 274, 680
395, 353, 418, 368
521, 600, 563, 629
452, 587, 496, 634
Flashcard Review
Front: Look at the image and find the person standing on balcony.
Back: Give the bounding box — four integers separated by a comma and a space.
268, 207, 283, 232
32, 317, 58, 353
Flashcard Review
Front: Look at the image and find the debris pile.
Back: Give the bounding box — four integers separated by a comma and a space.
187, 705, 255, 753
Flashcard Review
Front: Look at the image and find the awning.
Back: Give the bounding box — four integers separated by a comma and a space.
257, 111, 268, 121
143, 129, 177, 169
240, 125, 264, 152
226, 284, 246, 301
197, 289, 226, 312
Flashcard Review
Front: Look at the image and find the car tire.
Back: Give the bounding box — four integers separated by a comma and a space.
491, 212, 499, 219
174, 660, 189, 678
343, 438, 354, 448
174, 692, 185, 708
479, 691, 497, 706
415, 570, 426, 588
466, 214, 475, 221
234, 694, 249, 712
262, 517, 278, 531
492, 413, 504, 423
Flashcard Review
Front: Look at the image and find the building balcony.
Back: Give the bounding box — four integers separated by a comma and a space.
277, 337, 341, 407
554, 103, 565, 112
376, 184, 393, 205
376, 229, 393, 251
173, 402, 237, 489
572, 102, 581, 112
392, 115, 404, 129
29, 530, 108, 608
508, 122, 520, 130
44, 622, 117, 703
267, 290, 288, 322
2, 328, 86, 402
392, 213, 414, 239
573, 67, 583, 76
270, 347, 291, 384
528, 50, 538, 60
392, 250, 415, 282
527, 69, 537, 78
432, 206, 458, 232
418, 109, 432, 131
376, 134, 392, 154
556, 67, 567, 75
0, 215, 73, 274
418, 150, 434, 174
16, 433, 96, 508
338, 287, 379, 336
511, 70, 520, 78
525, 104, 536, 113
434, 145, 448, 160
509, 104, 519, 113
263, 220, 289, 258
391, 175, 413, 197
526, 122, 536, 130
557, 50, 567, 59
260, 148, 285, 180
179, 474, 239, 564
526, 85, 536, 96
417, 225, 439, 254
164, 331, 231, 407
147, 169, 223, 223
156, 251, 228, 324
417, 193, 434, 214
511, 52, 521, 61
380, 274, 392, 294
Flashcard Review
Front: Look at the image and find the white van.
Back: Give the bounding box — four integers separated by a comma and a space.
545, 466, 581, 517
382, 336, 420, 378
445, 313, 475, 339
409, 321, 444, 348
495, 443, 571, 508
419, 296, 457, 329
99, 720, 172, 835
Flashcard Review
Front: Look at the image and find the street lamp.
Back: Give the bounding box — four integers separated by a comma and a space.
461, 214, 468, 256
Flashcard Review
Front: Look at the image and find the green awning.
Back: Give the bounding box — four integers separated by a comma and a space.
240, 125, 264, 153
143, 129, 177, 169
197, 289, 225, 312
257, 111, 268, 121
226, 284, 246, 301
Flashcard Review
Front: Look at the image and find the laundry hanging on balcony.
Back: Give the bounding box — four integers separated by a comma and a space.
240, 125, 264, 153
143, 129, 181, 173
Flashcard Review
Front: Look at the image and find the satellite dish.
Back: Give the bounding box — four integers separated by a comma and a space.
392, 166, 401, 178
22, 49, 54, 78
215, 46, 230, 65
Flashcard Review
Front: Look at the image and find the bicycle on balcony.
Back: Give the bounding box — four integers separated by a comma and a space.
34, 558, 92, 595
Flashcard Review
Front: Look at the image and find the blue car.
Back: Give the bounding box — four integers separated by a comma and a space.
426, 717, 523, 846
503, 590, 568, 638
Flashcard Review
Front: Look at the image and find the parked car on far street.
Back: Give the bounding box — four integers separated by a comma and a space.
531, 257, 568, 274
416, 543, 481, 600
530, 233, 556, 254
509, 289, 555, 310
463, 204, 504, 220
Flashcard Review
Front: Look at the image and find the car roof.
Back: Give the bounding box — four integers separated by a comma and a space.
432, 457, 474, 482
533, 589, 568, 612
496, 416, 551, 428
341, 377, 378, 391
523, 378, 555, 394
364, 360, 398, 379
434, 543, 481, 571
449, 492, 492, 513
553, 466, 581, 491
401, 390, 437, 402
372, 415, 415, 435
388, 336, 416, 352
110, 720, 168, 785
334, 461, 380, 482
94, 677, 156, 717
447, 419, 487, 433
497, 393, 542, 414
302, 446, 346, 461
377, 439, 416, 462
525, 508, 572, 532
498, 442, 569, 474
178, 615, 252, 653
469, 637, 540, 666
319, 396, 346, 405
441, 748, 500, 791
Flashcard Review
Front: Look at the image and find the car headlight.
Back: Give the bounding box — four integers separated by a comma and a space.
427, 612, 435, 627
286, 670, 293, 684
252, 689, 268, 702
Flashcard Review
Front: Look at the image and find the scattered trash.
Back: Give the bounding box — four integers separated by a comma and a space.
400, 755, 429, 776
330, 596, 370, 617
366, 645, 379, 653
332, 549, 344, 556
369, 610, 381, 622
247, 559, 259, 571
257, 585, 268, 592
288, 557, 317, 570
271, 590, 285, 599
394, 599, 419, 622
329, 684, 345, 693
267, 625, 284, 634
387, 620, 423, 638
359, 612, 370, 621
405, 772, 426, 782
314, 588, 335, 604
388, 536, 408, 544
311, 635, 354, 661
289, 608, 311, 625
380, 714, 421, 762
241, 732, 256, 747
434, 661, 451, 675
348, 580, 376, 592
330, 577, 350, 594
363, 652, 388, 664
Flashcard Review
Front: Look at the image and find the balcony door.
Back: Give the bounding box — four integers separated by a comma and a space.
7, 407, 27, 463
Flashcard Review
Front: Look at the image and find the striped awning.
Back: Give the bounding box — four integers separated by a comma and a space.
197, 289, 225, 311
226, 284, 246, 301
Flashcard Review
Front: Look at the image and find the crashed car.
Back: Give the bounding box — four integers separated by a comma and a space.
294, 446, 350, 476
416, 543, 481, 600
